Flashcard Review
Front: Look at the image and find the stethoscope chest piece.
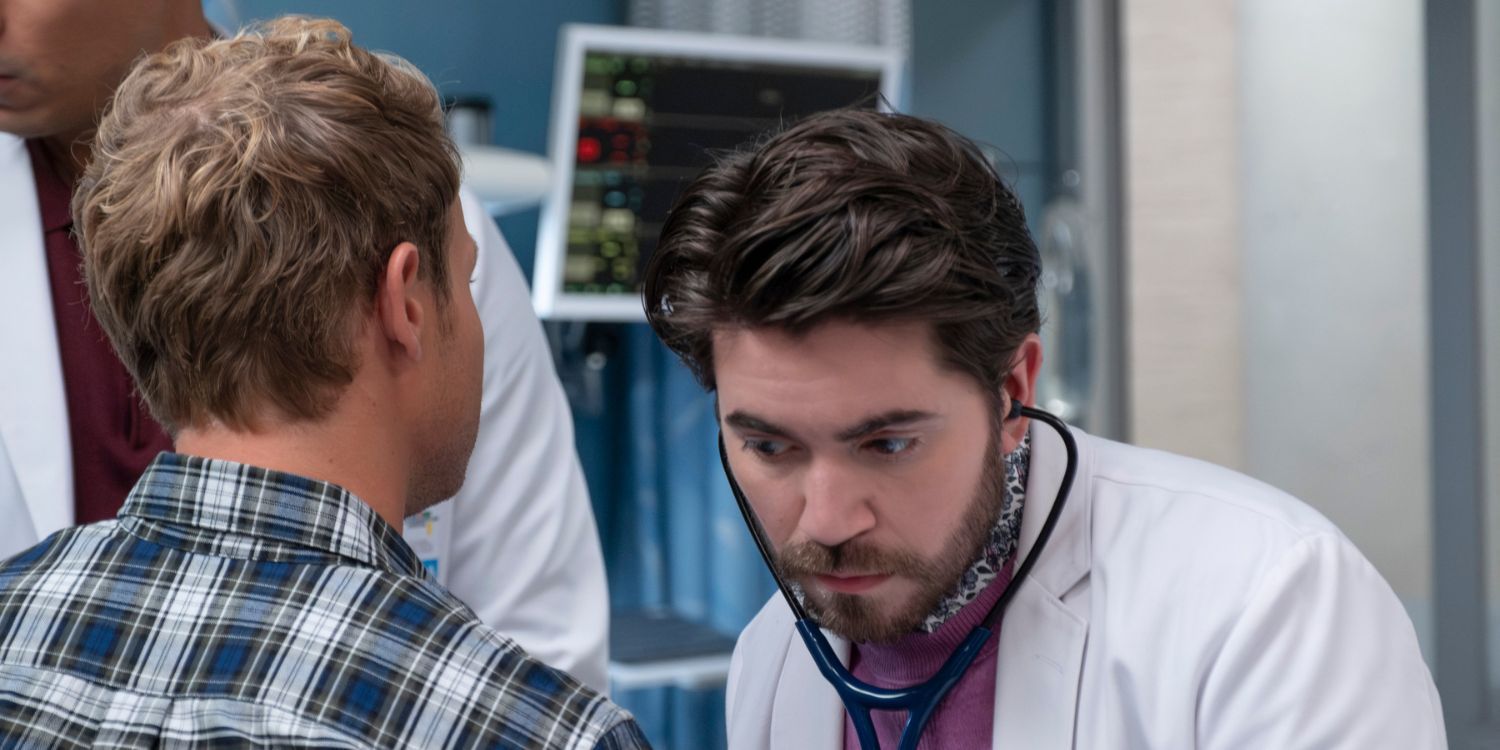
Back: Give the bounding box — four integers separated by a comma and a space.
796, 620, 993, 750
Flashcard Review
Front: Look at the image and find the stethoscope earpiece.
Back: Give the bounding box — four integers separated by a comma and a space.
1005, 397, 1023, 421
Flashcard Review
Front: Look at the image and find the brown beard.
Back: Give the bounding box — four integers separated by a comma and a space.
775, 428, 1008, 644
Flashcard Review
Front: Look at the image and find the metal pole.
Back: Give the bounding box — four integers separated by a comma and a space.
1426, 0, 1491, 741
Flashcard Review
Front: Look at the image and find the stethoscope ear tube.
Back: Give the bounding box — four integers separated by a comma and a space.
979, 404, 1077, 629
719, 435, 812, 621
716, 404, 1079, 749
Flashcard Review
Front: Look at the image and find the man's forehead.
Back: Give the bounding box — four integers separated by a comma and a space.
710, 319, 942, 355
710, 320, 989, 417
709, 320, 968, 393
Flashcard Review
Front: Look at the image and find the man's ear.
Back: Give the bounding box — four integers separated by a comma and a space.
999, 332, 1043, 452
376, 242, 424, 362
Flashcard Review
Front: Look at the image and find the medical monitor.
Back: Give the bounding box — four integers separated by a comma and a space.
533, 24, 905, 321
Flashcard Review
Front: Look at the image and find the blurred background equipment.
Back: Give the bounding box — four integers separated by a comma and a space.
447, 96, 555, 215
531, 24, 903, 320
628, 0, 911, 53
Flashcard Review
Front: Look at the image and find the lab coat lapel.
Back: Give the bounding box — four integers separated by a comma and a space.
991, 581, 1088, 748
991, 419, 1092, 748
0, 135, 74, 535
771, 626, 849, 749
1014, 419, 1092, 596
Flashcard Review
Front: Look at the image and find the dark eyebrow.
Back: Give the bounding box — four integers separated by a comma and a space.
724, 411, 793, 437
834, 410, 938, 442
724, 408, 940, 442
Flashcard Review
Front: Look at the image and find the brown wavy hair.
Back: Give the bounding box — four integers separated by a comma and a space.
642, 109, 1041, 395
75, 16, 460, 432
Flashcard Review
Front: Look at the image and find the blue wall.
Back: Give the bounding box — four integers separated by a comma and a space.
220, 0, 625, 276
910, 0, 1052, 236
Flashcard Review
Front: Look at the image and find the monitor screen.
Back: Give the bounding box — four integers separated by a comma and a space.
534, 25, 904, 320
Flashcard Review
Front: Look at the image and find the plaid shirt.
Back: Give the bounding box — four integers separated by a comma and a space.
0, 454, 648, 749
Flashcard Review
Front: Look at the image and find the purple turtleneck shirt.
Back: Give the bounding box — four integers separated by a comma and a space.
842, 559, 1015, 750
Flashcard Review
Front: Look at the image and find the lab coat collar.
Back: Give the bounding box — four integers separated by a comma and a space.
0, 133, 75, 535
770, 625, 849, 748
989, 418, 1091, 747
1014, 417, 1093, 598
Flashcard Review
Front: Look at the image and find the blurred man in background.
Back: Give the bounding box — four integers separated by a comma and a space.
0, 0, 609, 689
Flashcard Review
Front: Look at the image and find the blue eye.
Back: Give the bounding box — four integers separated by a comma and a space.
743, 439, 791, 459
866, 437, 916, 456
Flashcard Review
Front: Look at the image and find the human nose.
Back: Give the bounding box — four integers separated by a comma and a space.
796, 456, 877, 548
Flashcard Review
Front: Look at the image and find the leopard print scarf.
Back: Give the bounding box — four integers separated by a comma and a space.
917, 433, 1031, 632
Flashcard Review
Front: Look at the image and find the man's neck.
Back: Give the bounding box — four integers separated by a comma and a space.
174, 410, 411, 531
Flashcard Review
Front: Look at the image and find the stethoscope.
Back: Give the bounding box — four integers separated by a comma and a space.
717, 400, 1078, 750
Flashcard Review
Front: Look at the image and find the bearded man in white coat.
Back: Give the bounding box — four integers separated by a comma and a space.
0, 0, 609, 690
641, 109, 1445, 748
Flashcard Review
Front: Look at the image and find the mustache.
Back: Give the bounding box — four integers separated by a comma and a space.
776, 539, 934, 580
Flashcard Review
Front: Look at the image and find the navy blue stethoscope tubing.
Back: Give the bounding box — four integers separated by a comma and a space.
717, 403, 1079, 750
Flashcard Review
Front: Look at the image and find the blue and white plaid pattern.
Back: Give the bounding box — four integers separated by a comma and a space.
0, 454, 648, 749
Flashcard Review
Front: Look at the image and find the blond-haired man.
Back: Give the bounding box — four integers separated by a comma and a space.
0, 18, 645, 748
0, 0, 607, 691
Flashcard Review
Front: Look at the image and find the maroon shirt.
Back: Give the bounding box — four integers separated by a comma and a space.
26, 139, 172, 524
844, 559, 1016, 750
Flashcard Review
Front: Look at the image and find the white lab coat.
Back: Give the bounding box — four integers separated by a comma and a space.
0, 133, 610, 692
727, 420, 1446, 748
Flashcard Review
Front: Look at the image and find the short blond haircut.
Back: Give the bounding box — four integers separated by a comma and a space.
75, 16, 461, 432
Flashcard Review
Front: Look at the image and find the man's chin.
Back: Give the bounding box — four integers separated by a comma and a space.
812, 600, 911, 645
0, 104, 67, 140
803, 584, 935, 645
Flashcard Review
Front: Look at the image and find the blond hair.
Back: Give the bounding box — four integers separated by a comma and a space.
75, 16, 461, 432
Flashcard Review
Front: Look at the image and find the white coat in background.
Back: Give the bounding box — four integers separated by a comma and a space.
0, 133, 610, 692
727, 421, 1446, 748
